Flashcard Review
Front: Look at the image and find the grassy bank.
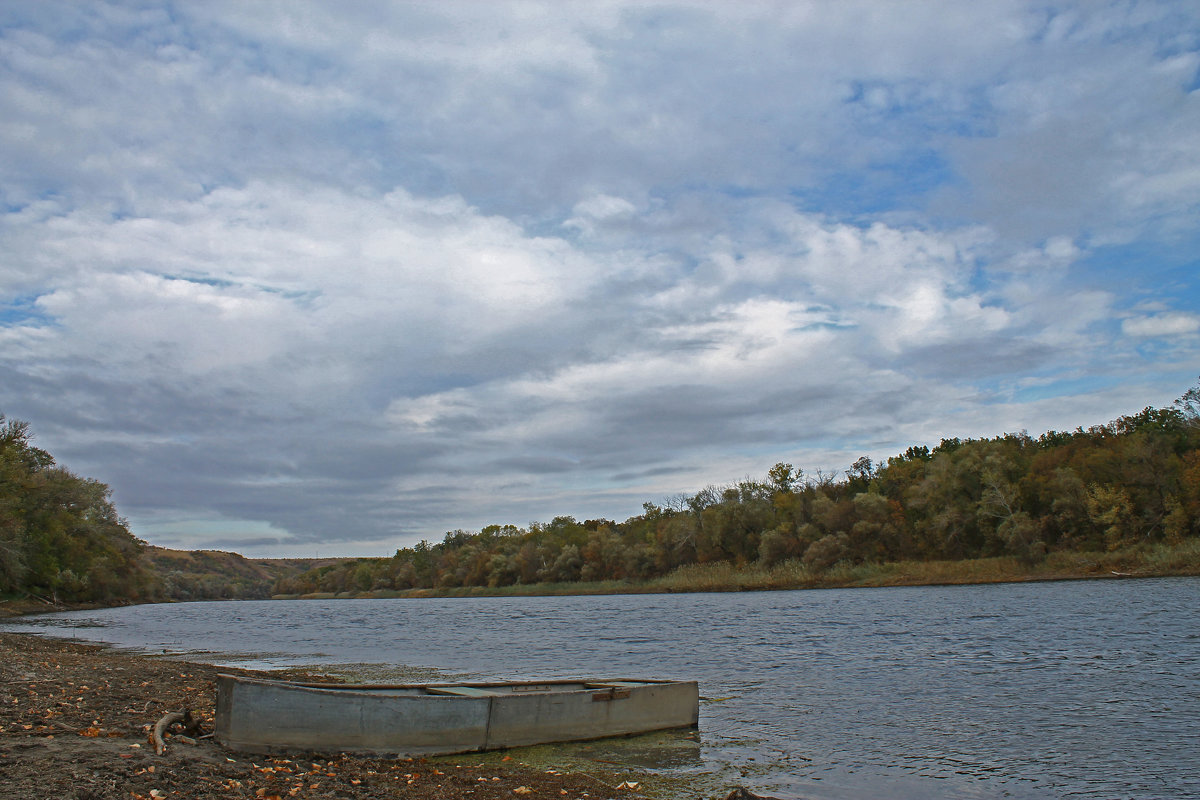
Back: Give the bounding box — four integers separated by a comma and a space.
274, 539, 1200, 601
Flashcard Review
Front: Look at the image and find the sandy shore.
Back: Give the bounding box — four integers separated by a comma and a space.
0, 631, 709, 800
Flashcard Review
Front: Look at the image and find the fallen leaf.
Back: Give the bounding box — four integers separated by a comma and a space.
513, 787, 533, 795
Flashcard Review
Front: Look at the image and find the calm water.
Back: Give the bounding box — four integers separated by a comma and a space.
6, 578, 1199, 799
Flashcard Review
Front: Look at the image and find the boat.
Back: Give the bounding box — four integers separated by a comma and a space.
215, 674, 699, 757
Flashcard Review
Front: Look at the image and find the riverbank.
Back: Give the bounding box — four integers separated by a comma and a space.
275, 540, 1200, 601
0, 632, 684, 800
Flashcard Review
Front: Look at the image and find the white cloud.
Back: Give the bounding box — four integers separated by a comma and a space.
1, 1, 1197, 555
1123, 312, 1200, 338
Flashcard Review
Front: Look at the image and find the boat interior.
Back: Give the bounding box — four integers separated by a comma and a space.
281, 679, 669, 697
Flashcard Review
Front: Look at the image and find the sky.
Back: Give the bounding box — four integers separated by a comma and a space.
1, 2, 1198, 558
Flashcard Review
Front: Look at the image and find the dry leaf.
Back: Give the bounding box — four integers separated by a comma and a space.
513, 787, 533, 795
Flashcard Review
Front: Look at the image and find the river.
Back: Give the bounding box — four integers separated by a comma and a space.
5, 577, 1199, 799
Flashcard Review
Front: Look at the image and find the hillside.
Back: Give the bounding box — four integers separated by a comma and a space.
1, 416, 153, 605
140, 547, 346, 601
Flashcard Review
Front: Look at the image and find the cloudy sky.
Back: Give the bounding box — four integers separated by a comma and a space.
2, 2, 1198, 557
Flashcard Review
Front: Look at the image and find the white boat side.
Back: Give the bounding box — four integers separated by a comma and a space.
215, 675, 700, 756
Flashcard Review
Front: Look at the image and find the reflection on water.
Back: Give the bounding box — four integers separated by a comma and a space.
6, 577, 1200, 799
493, 727, 704, 771
569, 728, 704, 770
436, 728, 719, 798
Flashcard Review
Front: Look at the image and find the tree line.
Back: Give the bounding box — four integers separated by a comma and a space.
4, 381, 1198, 605
0, 416, 155, 603
0, 416, 324, 605
275, 383, 1200, 596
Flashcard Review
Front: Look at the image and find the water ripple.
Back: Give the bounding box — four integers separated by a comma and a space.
4, 577, 1199, 798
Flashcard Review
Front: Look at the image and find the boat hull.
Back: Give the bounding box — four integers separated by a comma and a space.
215, 676, 699, 756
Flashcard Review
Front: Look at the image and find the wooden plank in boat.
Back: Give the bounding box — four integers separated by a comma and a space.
424, 686, 501, 697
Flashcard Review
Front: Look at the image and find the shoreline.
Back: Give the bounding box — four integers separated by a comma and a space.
5, 545, 1198, 617
0, 631, 704, 800
273, 543, 1200, 602
6, 542, 1195, 617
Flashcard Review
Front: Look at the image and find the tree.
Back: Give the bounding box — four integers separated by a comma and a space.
0, 414, 150, 602
846, 456, 875, 489
803, 532, 849, 570
767, 462, 799, 494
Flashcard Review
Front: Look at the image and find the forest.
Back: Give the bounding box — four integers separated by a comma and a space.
3, 381, 1199, 606
0, 416, 155, 603
0, 415, 333, 605
275, 383, 1200, 596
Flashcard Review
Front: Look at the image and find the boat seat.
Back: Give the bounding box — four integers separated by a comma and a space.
424, 686, 500, 697
585, 681, 647, 689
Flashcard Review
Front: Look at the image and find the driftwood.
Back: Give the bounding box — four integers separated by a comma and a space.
152, 712, 185, 755
152, 710, 201, 755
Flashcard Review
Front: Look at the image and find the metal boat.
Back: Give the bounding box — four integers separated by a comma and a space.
215, 675, 699, 756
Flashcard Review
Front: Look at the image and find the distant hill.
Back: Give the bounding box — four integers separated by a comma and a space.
140, 547, 348, 601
